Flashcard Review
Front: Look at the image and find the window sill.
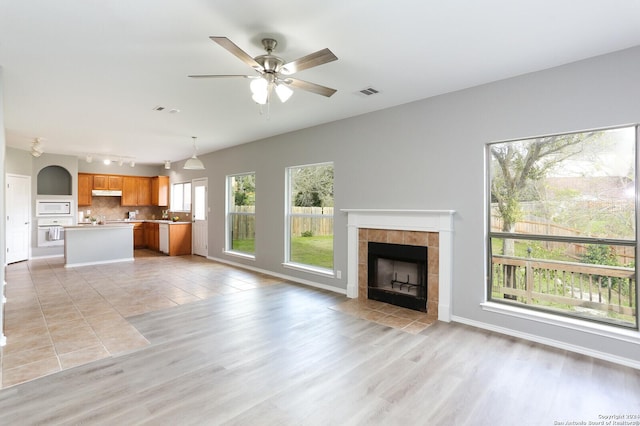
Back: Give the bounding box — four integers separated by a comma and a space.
223, 250, 255, 261
282, 262, 334, 278
481, 301, 640, 344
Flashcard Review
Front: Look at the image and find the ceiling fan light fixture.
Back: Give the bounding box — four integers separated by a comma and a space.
275, 83, 293, 103
250, 77, 269, 104
250, 77, 268, 95
251, 91, 268, 105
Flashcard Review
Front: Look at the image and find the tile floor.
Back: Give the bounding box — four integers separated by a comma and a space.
330, 298, 435, 334
1, 250, 434, 388
0, 250, 283, 388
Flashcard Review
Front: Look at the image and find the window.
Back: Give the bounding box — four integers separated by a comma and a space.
171, 182, 191, 212
285, 162, 334, 272
227, 173, 255, 256
487, 126, 637, 329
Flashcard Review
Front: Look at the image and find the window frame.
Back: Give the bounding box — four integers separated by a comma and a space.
171, 181, 192, 212
485, 124, 638, 331
225, 172, 256, 259
284, 161, 335, 276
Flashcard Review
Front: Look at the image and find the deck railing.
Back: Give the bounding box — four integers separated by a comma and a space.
491, 255, 636, 324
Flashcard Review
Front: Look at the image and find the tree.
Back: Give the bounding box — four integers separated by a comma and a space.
233, 174, 255, 206
490, 132, 598, 256
292, 165, 334, 207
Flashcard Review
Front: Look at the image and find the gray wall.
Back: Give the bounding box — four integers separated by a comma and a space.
78, 161, 164, 176
192, 46, 640, 363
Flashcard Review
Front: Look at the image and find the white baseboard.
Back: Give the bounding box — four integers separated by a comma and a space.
208, 256, 347, 296
30, 254, 65, 260
64, 257, 135, 268
451, 315, 640, 370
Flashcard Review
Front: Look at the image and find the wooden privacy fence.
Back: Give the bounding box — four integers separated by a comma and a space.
491, 216, 635, 264
230, 206, 334, 239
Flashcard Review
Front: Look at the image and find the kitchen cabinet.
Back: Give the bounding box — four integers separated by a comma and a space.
78, 173, 93, 206
133, 222, 145, 249
169, 223, 192, 256
122, 177, 152, 206
137, 177, 152, 205
93, 175, 123, 190
145, 222, 159, 251
151, 176, 169, 206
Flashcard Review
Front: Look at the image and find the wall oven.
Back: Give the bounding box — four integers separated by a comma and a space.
37, 217, 73, 247
36, 199, 73, 217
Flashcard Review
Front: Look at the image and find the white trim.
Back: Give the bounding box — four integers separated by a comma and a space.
341, 208, 455, 322
223, 250, 256, 261
64, 257, 134, 268
480, 301, 640, 345
282, 262, 334, 278
209, 255, 346, 295
452, 313, 640, 370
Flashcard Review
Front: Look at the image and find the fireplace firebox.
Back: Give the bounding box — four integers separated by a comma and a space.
367, 242, 427, 312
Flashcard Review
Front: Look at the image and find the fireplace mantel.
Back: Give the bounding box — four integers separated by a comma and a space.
341, 209, 455, 322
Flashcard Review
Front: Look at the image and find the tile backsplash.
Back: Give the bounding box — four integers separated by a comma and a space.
79, 197, 167, 221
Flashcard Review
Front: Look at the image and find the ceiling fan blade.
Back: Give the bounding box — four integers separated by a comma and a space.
286, 78, 337, 97
188, 74, 251, 79
210, 36, 262, 70
281, 48, 338, 75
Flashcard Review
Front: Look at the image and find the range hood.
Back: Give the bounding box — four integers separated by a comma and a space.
91, 189, 122, 197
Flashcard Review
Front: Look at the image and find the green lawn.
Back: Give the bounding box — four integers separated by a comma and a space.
290, 235, 334, 269
232, 235, 333, 269
232, 239, 255, 254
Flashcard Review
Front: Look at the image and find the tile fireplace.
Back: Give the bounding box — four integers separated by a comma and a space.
342, 209, 455, 322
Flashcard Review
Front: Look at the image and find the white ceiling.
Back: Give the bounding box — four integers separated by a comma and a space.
2, 1, 640, 165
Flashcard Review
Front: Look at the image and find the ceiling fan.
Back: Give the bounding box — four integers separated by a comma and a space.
189, 37, 338, 105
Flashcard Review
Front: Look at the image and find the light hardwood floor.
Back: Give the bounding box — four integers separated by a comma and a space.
0, 255, 639, 425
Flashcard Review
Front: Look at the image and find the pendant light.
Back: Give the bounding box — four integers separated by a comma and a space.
183, 136, 205, 170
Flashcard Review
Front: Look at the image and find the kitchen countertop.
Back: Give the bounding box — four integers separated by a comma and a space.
65, 222, 135, 229
73, 219, 192, 226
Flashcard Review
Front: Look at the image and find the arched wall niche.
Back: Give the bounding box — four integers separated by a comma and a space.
37, 165, 72, 195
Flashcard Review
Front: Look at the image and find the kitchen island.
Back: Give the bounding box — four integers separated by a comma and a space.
64, 223, 134, 267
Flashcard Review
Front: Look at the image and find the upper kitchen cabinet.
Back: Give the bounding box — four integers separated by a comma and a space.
78, 173, 93, 206
121, 176, 151, 206
151, 176, 169, 206
93, 175, 123, 190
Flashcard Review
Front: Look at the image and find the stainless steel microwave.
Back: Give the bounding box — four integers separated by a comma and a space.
36, 199, 73, 216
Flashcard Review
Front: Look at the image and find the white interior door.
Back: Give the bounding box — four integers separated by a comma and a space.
192, 178, 208, 256
6, 174, 31, 264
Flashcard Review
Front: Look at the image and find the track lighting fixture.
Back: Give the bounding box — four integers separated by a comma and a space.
31, 137, 44, 157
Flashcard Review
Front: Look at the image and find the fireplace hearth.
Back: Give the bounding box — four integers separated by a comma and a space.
368, 242, 427, 312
